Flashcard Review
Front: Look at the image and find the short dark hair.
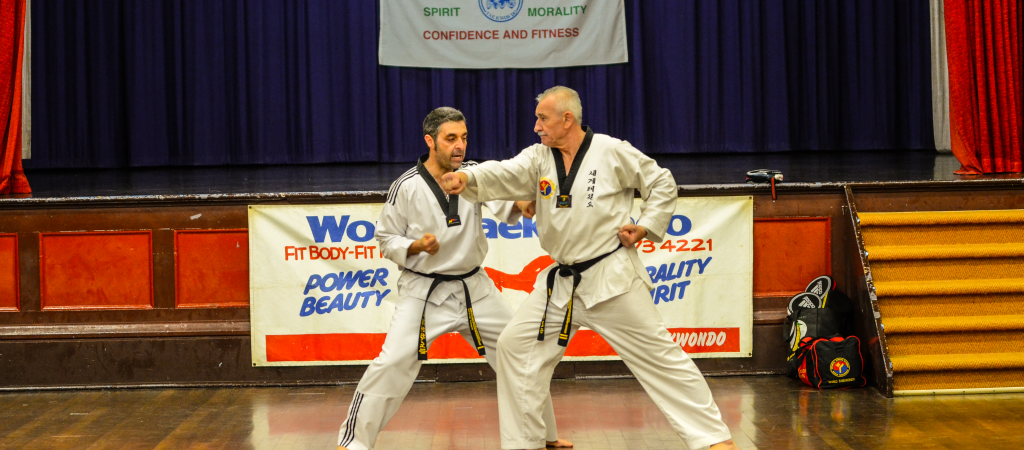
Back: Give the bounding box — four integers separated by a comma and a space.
423, 107, 466, 141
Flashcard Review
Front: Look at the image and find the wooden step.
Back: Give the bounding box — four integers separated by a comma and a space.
877, 293, 1024, 318
875, 278, 1024, 297
860, 223, 1024, 247
891, 352, 1024, 372
870, 257, 1024, 282
859, 210, 1024, 226
867, 243, 1024, 261
883, 315, 1024, 334
894, 368, 1024, 392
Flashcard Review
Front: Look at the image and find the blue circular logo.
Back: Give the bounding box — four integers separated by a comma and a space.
479, 0, 523, 22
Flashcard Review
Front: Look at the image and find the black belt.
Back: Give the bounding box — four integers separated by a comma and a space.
539, 245, 622, 347
408, 267, 483, 361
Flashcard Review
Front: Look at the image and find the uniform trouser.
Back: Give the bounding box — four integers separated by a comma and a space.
337, 290, 559, 449
495, 278, 733, 450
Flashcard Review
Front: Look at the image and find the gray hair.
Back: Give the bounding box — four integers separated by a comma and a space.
536, 86, 583, 124
423, 107, 466, 141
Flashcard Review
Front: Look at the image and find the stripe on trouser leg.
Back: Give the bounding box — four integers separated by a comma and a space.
340, 392, 364, 447
341, 392, 364, 446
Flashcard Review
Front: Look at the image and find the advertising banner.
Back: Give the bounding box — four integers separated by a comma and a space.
378, 0, 628, 69
249, 196, 752, 366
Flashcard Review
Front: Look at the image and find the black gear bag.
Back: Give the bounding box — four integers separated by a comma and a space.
783, 275, 865, 388
792, 336, 867, 389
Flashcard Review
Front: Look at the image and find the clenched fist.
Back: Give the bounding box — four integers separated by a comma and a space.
409, 233, 440, 256
514, 201, 536, 219
440, 172, 468, 194
617, 224, 647, 247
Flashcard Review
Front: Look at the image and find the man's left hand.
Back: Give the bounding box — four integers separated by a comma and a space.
617, 224, 647, 247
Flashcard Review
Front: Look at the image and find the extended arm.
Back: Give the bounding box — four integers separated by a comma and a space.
442, 149, 539, 203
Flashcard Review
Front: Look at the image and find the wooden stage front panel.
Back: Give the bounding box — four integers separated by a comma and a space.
38, 231, 154, 310
752, 217, 832, 297
0, 185, 845, 389
0, 233, 18, 311
174, 229, 249, 308
1, 180, 1019, 390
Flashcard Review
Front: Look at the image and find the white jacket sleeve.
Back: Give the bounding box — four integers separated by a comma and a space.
622, 146, 677, 243
484, 200, 522, 225
461, 147, 539, 203
375, 192, 416, 268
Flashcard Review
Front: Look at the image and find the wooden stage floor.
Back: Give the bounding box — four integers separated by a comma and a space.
2, 376, 1022, 450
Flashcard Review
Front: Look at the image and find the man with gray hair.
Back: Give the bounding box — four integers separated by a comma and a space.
442, 87, 738, 450
336, 107, 571, 450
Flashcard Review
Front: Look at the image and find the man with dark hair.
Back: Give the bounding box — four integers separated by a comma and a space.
336, 107, 571, 450
442, 88, 738, 450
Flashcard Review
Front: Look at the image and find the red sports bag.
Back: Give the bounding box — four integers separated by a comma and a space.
793, 335, 867, 389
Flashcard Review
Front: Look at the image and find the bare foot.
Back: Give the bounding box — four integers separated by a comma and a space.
547, 438, 574, 448
709, 439, 739, 450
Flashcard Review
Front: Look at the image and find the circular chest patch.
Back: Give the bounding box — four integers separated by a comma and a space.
539, 177, 555, 199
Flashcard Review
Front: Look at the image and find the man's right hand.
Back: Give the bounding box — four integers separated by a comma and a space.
515, 201, 536, 219
408, 233, 439, 256
441, 172, 468, 195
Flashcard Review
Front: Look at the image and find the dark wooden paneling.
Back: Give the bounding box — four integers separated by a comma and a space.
0, 187, 858, 388
0, 308, 251, 327
17, 231, 39, 312
0, 234, 17, 311
153, 229, 176, 309
747, 191, 852, 328
0, 204, 250, 232
852, 187, 1024, 213
0, 336, 367, 388
174, 230, 249, 308
0, 321, 249, 339
39, 231, 154, 310
0, 324, 787, 389
0, 205, 252, 324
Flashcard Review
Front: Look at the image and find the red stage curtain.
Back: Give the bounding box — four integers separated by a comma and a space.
0, 0, 30, 195
944, 0, 1022, 174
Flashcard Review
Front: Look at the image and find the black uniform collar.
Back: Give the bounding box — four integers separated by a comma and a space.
551, 126, 594, 199
416, 154, 462, 227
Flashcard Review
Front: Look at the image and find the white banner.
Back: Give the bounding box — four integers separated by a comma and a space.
379, 0, 628, 69
636, 197, 754, 359
249, 196, 752, 366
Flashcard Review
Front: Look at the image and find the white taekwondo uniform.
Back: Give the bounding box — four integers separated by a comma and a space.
337, 156, 560, 450
461, 127, 732, 450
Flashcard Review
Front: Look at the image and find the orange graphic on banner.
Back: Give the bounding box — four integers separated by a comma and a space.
485, 255, 554, 293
